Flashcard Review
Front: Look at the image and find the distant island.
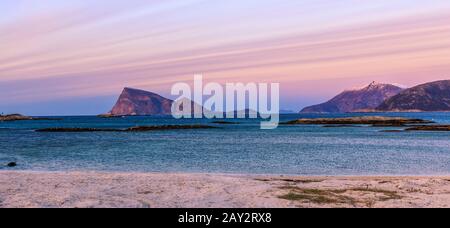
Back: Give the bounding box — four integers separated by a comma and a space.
102, 87, 206, 117
102, 87, 264, 118
100, 79, 449, 117
0, 114, 59, 122
4, 80, 449, 119
301, 80, 450, 113
0, 114, 34, 122
107, 87, 173, 116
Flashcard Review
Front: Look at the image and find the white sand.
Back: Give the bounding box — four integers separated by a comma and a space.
0, 171, 449, 208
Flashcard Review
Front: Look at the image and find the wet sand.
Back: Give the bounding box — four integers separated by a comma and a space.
0, 171, 449, 208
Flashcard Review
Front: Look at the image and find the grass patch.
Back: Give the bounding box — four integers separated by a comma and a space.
255, 178, 324, 184
254, 178, 271, 182
278, 186, 403, 206
278, 187, 354, 205
349, 188, 403, 201
279, 193, 340, 204
282, 179, 323, 184
280, 179, 324, 184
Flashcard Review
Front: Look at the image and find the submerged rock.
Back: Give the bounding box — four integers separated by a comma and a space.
126, 125, 218, 132
405, 125, 450, 132
36, 125, 218, 132
36, 128, 119, 132
322, 125, 362, 128
282, 116, 433, 126
380, 130, 405, 133
211, 121, 240, 125
97, 114, 124, 119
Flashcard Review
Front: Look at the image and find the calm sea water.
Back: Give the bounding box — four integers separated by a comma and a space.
1, 113, 449, 175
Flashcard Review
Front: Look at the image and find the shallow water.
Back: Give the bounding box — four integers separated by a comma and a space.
1, 113, 449, 175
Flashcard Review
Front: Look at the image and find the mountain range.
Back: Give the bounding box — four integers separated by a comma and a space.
300, 82, 404, 113
302, 80, 450, 113
104, 80, 449, 116
377, 80, 450, 112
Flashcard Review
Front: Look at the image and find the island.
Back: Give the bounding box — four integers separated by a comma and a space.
282, 116, 433, 127
0, 114, 59, 122
0, 114, 33, 121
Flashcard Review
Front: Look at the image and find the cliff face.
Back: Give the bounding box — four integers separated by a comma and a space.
377, 80, 450, 112
301, 82, 403, 113
109, 88, 173, 116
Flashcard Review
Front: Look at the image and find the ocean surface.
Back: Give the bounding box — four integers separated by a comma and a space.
1, 113, 449, 175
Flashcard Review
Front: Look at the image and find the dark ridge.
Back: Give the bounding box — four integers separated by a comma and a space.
33, 117, 62, 121
35, 128, 120, 132
405, 125, 450, 132
282, 116, 433, 126
371, 123, 408, 127
35, 125, 218, 132
126, 125, 218, 132
97, 114, 125, 118
322, 125, 362, 128
380, 130, 405, 133
211, 121, 240, 125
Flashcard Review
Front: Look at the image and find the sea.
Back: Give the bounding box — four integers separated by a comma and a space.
1, 112, 449, 176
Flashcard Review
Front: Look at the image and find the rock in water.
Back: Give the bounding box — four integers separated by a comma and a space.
7, 162, 17, 167
35, 125, 218, 132
282, 116, 433, 126
405, 125, 450, 132
300, 82, 403, 113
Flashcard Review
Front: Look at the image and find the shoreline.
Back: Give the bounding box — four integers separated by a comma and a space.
1, 171, 449, 208
3, 169, 450, 177
4, 168, 450, 179
2, 111, 450, 119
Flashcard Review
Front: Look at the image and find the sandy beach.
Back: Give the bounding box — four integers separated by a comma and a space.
0, 171, 449, 208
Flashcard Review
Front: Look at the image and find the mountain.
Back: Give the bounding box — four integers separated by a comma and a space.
300, 82, 403, 113
377, 80, 450, 112
106, 87, 206, 116
108, 87, 173, 116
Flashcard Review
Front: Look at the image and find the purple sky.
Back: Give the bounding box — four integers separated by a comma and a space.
1, 0, 450, 115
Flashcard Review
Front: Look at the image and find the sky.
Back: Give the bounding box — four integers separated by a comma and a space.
1, 0, 450, 115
